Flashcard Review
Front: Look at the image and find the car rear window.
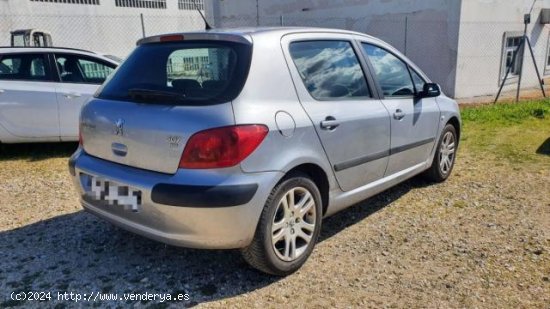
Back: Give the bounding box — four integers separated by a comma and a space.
97, 41, 252, 105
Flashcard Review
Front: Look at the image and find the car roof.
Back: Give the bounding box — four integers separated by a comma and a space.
138, 26, 381, 45
0, 47, 120, 64
0, 46, 99, 56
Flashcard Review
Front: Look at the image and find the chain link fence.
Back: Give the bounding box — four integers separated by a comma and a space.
0, 14, 209, 57
1, 13, 548, 98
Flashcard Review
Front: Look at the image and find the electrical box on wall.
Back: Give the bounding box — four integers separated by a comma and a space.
540, 9, 550, 24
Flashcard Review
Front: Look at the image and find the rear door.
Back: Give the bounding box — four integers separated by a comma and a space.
0, 52, 59, 139
360, 43, 440, 176
53, 53, 116, 141
282, 34, 391, 192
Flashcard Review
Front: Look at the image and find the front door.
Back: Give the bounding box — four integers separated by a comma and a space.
361, 43, 440, 175
283, 35, 391, 192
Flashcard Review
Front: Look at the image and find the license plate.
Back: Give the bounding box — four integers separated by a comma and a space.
82, 174, 142, 212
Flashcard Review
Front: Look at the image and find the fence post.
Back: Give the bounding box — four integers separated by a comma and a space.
280, 15, 284, 26
404, 16, 408, 56
140, 13, 146, 38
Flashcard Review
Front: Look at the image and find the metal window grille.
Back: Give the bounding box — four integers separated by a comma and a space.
30, 0, 100, 5
115, 0, 166, 9
178, 0, 203, 11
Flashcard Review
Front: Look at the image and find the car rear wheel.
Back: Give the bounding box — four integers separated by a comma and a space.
241, 172, 322, 276
424, 124, 458, 182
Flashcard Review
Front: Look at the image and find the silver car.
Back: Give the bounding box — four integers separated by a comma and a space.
70, 27, 461, 276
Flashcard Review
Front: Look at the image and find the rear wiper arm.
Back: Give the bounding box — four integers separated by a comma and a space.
128, 88, 186, 103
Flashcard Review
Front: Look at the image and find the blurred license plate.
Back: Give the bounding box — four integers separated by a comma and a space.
82, 174, 142, 212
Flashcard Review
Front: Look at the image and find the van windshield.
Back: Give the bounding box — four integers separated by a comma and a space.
97, 41, 252, 105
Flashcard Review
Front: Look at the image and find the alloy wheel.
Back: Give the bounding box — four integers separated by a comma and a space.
271, 187, 317, 262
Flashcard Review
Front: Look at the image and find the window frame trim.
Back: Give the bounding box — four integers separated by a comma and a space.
544, 33, 550, 76
499, 31, 524, 85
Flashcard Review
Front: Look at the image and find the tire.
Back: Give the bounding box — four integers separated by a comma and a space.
241, 172, 323, 276
424, 124, 458, 182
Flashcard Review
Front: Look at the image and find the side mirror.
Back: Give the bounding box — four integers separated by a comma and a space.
418, 83, 441, 98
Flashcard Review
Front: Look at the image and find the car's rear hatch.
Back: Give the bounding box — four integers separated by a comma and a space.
80, 100, 235, 174
80, 33, 253, 174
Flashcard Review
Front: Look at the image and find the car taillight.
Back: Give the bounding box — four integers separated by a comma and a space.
179, 125, 268, 169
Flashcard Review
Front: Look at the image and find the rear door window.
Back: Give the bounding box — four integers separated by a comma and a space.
0, 53, 51, 81
97, 41, 252, 105
288, 40, 371, 100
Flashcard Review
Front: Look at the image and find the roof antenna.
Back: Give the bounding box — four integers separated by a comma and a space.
191, 0, 212, 30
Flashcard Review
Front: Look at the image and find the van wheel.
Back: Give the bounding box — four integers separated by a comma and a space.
241, 172, 322, 276
424, 124, 458, 182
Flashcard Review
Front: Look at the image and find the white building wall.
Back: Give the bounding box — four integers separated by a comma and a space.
206, 0, 462, 97
455, 0, 550, 98
0, 0, 206, 57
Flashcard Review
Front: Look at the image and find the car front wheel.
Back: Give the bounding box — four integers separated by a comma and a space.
424, 123, 458, 182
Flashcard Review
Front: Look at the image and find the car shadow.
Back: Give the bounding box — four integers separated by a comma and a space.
0, 176, 428, 307
0, 142, 78, 162
536, 137, 550, 156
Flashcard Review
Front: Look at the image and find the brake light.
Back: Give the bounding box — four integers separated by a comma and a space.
179, 125, 268, 169
160, 34, 184, 42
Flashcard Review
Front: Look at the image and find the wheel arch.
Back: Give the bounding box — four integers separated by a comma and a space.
285, 163, 330, 216
447, 116, 461, 143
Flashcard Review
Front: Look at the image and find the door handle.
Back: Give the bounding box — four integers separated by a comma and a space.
393, 109, 405, 120
320, 116, 340, 130
63, 92, 82, 99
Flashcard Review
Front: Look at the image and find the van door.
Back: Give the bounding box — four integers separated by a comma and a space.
282, 34, 391, 192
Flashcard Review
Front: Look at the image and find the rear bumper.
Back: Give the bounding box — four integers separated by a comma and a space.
70, 149, 283, 249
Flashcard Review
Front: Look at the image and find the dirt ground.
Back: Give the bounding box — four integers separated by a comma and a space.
0, 109, 549, 308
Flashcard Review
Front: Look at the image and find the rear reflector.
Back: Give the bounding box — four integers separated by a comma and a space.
179, 125, 268, 169
160, 35, 184, 42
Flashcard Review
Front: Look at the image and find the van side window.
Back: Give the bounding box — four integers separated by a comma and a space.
362, 44, 415, 97
289, 41, 371, 100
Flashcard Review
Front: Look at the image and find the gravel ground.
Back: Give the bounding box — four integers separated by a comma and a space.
0, 134, 549, 308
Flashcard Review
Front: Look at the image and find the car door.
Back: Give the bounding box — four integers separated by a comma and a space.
282, 34, 391, 192
0, 52, 59, 139
54, 53, 116, 141
360, 43, 440, 176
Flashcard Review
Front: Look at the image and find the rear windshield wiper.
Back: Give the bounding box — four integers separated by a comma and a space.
128, 88, 186, 104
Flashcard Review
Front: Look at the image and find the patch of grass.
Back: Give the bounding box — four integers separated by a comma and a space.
461, 100, 549, 124
460, 100, 550, 165
453, 201, 468, 209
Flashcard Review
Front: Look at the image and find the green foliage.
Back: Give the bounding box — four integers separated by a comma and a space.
460, 100, 550, 165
